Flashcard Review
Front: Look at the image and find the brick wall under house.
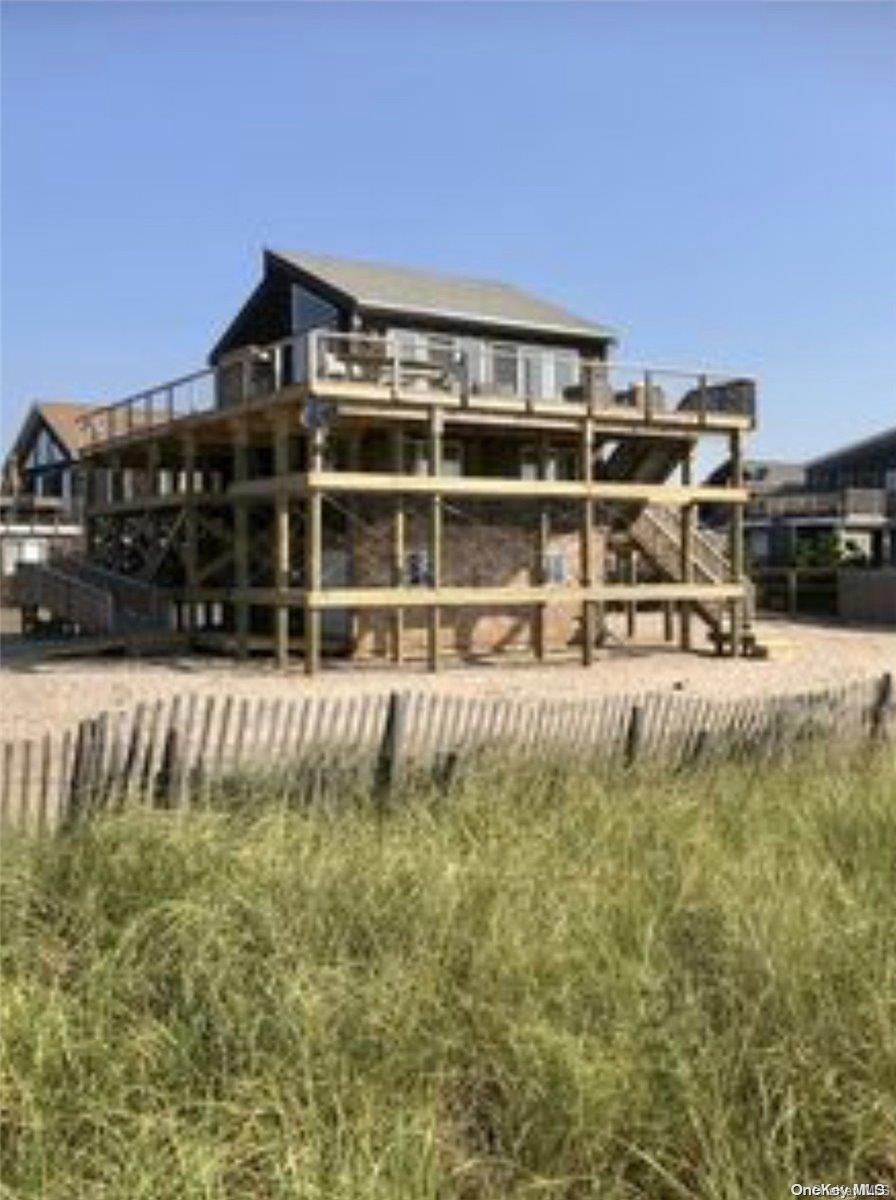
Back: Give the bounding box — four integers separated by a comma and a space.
336, 498, 609, 661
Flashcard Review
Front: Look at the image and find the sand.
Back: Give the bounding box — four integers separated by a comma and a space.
1, 615, 894, 742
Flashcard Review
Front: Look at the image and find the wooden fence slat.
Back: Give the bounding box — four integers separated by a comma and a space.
178, 695, 199, 809
232, 697, 250, 769
55, 729, 73, 831
1, 741, 14, 828
266, 698, 284, 758
192, 694, 217, 805
213, 695, 234, 778
139, 700, 165, 801
121, 703, 147, 806
37, 733, 52, 833
18, 740, 32, 832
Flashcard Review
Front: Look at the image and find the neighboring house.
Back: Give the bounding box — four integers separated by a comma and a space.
739, 427, 896, 569
1, 402, 89, 579
58, 250, 759, 662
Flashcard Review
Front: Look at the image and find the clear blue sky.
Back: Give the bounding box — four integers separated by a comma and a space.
2, 1, 894, 465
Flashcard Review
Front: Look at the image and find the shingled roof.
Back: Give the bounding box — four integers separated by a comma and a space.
270, 250, 617, 341
6, 402, 92, 466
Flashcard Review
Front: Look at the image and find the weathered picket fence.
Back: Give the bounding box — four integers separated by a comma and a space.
1, 672, 893, 834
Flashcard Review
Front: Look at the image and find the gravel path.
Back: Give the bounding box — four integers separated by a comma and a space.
1, 616, 894, 741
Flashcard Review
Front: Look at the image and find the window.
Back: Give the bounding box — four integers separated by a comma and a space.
542, 550, 567, 585
554, 353, 580, 398
290, 285, 339, 335
491, 344, 520, 395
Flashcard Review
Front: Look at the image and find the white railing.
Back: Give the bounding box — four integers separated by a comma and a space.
308, 330, 756, 420
77, 329, 757, 448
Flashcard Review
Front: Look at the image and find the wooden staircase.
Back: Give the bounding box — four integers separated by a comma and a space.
13, 558, 173, 639
600, 425, 759, 655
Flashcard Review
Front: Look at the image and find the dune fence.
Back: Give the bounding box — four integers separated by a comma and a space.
1, 671, 893, 834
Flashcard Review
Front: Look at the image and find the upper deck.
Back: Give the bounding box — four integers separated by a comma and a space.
76, 329, 757, 453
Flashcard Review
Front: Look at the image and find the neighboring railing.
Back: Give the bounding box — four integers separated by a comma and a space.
77, 329, 757, 449
1, 673, 892, 834
15, 562, 115, 633
746, 488, 889, 520
49, 556, 172, 630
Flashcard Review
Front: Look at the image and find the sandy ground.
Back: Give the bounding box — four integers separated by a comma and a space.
1, 615, 894, 742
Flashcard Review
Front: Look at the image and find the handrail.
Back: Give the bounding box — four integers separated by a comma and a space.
77, 327, 757, 449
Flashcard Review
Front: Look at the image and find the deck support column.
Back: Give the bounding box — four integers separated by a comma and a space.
679, 443, 694, 650
626, 549, 638, 639
427, 409, 443, 673
391, 427, 405, 664
273, 414, 291, 669
535, 433, 549, 661
233, 423, 250, 659
729, 429, 745, 657
183, 433, 197, 636
305, 426, 325, 676
581, 418, 596, 665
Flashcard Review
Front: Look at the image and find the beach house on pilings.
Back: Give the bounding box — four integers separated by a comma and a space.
41, 250, 757, 669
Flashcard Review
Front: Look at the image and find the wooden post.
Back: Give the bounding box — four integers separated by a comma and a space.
663, 602, 675, 642
375, 690, 407, 794
146, 440, 160, 499
729, 429, 745, 657
233, 423, 250, 659
680, 443, 694, 650
305, 425, 324, 676
274, 414, 291, 669
535, 433, 550, 661
428, 408, 443, 673
581, 418, 596, 665
871, 671, 893, 742
624, 703, 644, 766
183, 432, 197, 637
391, 426, 405, 664
626, 550, 638, 639
536, 509, 549, 662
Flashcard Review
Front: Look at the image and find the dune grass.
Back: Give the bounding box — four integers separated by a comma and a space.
1, 746, 895, 1199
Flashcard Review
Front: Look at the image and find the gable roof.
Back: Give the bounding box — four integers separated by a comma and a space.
38, 402, 91, 457
7, 402, 92, 466
270, 250, 617, 342
807, 425, 896, 473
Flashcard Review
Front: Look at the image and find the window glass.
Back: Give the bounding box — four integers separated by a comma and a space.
491, 344, 520, 394
290, 285, 339, 335
554, 353, 580, 397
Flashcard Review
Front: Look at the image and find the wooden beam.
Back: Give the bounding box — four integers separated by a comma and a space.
182, 432, 197, 635
729, 428, 745, 657
581, 417, 596, 665
390, 427, 405, 664
299, 471, 748, 506
274, 414, 291, 669
304, 426, 324, 676
301, 581, 748, 611
626, 550, 638, 639
680, 443, 694, 651
233, 422, 250, 659
428, 409, 443, 673
535, 432, 549, 662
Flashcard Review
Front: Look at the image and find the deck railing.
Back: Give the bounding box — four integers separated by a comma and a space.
746, 488, 889, 520
77, 329, 756, 448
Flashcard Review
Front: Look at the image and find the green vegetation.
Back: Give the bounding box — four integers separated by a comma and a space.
2, 749, 895, 1199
